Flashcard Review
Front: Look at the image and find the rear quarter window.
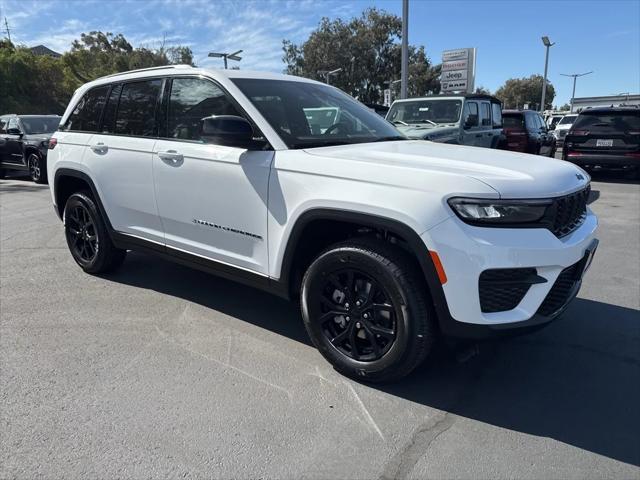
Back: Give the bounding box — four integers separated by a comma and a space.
64, 86, 110, 132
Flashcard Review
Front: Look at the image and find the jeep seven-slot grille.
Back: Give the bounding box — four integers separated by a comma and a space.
479, 268, 539, 313
548, 186, 590, 238
536, 262, 581, 317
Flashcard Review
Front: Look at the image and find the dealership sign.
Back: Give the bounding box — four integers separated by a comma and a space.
440, 48, 476, 93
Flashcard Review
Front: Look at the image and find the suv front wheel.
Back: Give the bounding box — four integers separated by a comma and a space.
301, 239, 435, 382
63, 192, 126, 273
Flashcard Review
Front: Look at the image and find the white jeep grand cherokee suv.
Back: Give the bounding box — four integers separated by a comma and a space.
48, 65, 598, 382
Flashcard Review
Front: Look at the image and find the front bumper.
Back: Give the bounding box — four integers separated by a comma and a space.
421, 210, 598, 338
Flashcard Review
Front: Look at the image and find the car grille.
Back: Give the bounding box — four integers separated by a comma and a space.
479, 268, 540, 313
537, 262, 581, 317
547, 186, 590, 238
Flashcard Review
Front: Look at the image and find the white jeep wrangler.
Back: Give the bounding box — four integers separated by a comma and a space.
48, 66, 598, 382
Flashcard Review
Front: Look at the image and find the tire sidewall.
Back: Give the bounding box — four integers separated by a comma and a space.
301, 246, 417, 379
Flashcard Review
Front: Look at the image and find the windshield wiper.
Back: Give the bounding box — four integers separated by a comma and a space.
371, 135, 409, 142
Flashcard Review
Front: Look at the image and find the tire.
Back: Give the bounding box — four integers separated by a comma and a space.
301, 239, 435, 383
27, 153, 47, 184
63, 191, 126, 273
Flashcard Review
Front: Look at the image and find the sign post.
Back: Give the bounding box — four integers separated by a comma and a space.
440, 48, 476, 94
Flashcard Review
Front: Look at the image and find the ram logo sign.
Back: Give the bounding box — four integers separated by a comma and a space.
441, 48, 476, 94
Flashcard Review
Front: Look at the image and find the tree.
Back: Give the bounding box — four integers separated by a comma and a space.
474, 86, 491, 95
282, 8, 440, 103
559, 103, 570, 111
0, 32, 194, 115
494, 74, 555, 110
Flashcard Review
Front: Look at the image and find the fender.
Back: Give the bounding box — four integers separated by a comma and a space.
277, 208, 455, 332
53, 168, 113, 230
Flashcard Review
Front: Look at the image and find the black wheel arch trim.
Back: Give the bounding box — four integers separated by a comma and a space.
278, 208, 456, 334
53, 168, 113, 229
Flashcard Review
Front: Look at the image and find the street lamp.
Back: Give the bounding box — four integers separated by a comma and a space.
561, 71, 593, 112
400, 0, 409, 99
208, 50, 243, 69
319, 68, 342, 85
540, 36, 555, 112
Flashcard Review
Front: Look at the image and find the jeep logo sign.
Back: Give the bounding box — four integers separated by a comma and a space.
441, 48, 476, 94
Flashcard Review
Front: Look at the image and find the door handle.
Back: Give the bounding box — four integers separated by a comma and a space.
90, 142, 108, 154
157, 150, 184, 165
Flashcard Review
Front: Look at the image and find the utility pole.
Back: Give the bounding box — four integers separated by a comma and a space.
561, 71, 593, 112
4, 17, 11, 43
400, 0, 408, 99
540, 36, 554, 112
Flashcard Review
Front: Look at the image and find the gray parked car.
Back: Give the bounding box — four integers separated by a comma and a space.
386, 94, 505, 149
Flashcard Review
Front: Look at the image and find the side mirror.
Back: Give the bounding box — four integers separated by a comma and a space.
7, 127, 22, 136
202, 115, 256, 148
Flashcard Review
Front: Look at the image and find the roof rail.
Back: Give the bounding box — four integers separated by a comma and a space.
97, 64, 193, 81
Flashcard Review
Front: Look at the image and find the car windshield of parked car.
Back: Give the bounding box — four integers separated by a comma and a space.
572, 112, 640, 132
231, 78, 405, 149
503, 114, 525, 128
20, 117, 60, 134
558, 115, 577, 125
387, 99, 463, 125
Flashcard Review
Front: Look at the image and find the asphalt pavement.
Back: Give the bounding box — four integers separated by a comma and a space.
1, 171, 639, 479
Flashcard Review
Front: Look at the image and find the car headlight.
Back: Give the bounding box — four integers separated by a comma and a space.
447, 197, 552, 225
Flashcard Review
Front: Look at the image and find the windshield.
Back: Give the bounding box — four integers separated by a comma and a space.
558, 115, 577, 125
231, 79, 404, 149
572, 112, 640, 132
20, 116, 60, 134
387, 99, 462, 125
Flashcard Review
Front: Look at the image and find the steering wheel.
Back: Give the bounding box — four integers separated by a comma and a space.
323, 123, 342, 135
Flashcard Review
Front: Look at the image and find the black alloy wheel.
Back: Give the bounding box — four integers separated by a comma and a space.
66, 202, 99, 263
301, 239, 435, 383
312, 268, 397, 362
63, 192, 126, 273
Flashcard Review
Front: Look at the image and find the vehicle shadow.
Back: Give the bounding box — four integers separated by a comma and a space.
0, 181, 49, 194
104, 252, 640, 467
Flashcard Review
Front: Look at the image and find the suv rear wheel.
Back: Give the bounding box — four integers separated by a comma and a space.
301, 239, 434, 382
28, 153, 47, 184
63, 192, 126, 273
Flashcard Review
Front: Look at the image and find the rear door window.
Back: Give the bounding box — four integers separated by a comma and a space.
480, 102, 491, 126
64, 86, 110, 132
525, 112, 537, 130
491, 103, 502, 127
115, 79, 162, 137
101, 84, 123, 134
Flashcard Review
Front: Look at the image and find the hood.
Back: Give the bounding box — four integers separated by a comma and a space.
304, 140, 589, 199
395, 124, 455, 139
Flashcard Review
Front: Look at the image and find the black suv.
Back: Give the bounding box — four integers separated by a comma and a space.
562, 107, 640, 176
0, 114, 61, 183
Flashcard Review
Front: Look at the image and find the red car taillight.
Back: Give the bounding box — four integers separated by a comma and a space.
48, 137, 58, 149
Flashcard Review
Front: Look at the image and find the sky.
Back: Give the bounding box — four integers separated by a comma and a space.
2, 0, 639, 106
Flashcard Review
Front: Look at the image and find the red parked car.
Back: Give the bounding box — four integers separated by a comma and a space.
501, 110, 556, 157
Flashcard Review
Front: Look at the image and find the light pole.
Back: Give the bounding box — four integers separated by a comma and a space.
208, 50, 243, 69
540, 36, 554, 112
561, 71, 593, 112
320, 68, 342, 85
400, 0, 409, 99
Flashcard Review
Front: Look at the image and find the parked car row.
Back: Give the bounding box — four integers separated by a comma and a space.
0, 114, 60, 183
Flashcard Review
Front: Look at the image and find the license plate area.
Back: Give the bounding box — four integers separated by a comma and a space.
596, 139, 613, 147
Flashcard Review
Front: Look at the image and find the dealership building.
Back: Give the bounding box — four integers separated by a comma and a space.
572, 93, 640, 111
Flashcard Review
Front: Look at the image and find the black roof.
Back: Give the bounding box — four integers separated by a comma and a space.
579, 106, 639, 114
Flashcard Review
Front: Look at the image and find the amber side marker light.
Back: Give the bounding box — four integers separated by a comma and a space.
429, 251, 448, 285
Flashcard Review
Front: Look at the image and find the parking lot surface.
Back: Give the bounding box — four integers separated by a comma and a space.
1, 173, 639, 479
